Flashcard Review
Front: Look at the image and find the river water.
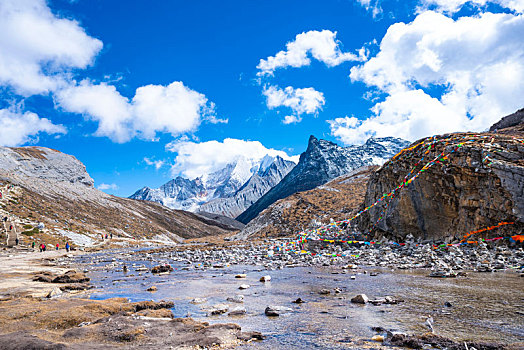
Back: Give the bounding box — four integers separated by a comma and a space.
76, 251, 523, 349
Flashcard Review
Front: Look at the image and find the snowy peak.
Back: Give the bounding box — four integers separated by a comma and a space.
236, 135, 410, 224
130, 154, 297, 216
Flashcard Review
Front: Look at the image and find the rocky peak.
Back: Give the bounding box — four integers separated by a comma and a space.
0, 146, 94, 187
236, 135, 410, 224
489, 108, 524, 134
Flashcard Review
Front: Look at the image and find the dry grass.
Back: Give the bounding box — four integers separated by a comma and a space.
254, 166, 377, 238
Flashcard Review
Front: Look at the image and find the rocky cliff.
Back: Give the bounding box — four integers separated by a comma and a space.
234, 166, 377, 240
0, 146, 239, 247
0, 147, 94, 187
358, 123, 524, 241
236, 135, 410, 224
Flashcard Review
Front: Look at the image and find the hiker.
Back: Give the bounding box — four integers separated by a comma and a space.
15, 237, 19, 245
39, 244, 43, 252
56, 243, 59, 250
110, 233, 113, 239
65, 242, 70, 252
105, 234, 108, 239
43, 244, 46, 252
32, 241, 35, 249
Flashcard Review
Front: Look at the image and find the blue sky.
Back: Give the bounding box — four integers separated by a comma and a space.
0, 0, 523, 196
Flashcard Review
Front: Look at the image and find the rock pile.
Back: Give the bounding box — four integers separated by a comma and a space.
138, 238, 523, 274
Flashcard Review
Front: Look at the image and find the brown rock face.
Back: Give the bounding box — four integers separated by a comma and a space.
359, 132, 523, 241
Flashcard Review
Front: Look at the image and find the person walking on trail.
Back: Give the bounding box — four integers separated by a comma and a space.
65, 242, 70, 252
32, 241, 35, 249
56, 243, 59, 250
15, 237, 19, 245
110, 233, 113, 239
39, 243, 43, 252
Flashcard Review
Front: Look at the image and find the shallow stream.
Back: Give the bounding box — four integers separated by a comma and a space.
75, 251, 523, 349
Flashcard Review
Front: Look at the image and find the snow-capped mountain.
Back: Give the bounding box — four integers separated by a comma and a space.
129, 155, 296, 216
236, 135, 410, 224
199, 156, 296, 217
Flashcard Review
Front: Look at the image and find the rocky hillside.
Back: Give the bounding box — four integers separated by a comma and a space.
358, 114, 524, 241
130, 155, 296, 217
0, 147, 240, 248
236, 136, 410, 224
234, 166, 377, 240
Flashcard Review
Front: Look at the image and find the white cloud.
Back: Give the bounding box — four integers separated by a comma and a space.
263, 85, 325, 123
0, 0, 218, 145
0, 0, 102, 96
338, 10, 524, 144
283, 115, 302, 124
257, 30, 362, 76
0, 108, 66, 147
97, 183, 119, 190
355, 0, 383, 17
418, 0, 524, 14
56, 80, 214, 143
144, 157, 165, 170
166, 138, 299, 179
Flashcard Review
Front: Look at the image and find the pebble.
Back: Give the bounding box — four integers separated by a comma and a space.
190, 298, 207, 304
371, 335, 385, 342
226, 295, 244, 303
265, 306, 292, 316
260, 275, 271, 282
239, 284, 250, 290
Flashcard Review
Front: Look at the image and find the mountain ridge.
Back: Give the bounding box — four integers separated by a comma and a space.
236, 135, 411, 224
130, 155, 296, 217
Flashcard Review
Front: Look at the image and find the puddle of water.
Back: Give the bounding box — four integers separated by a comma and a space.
78, 252, 524, 349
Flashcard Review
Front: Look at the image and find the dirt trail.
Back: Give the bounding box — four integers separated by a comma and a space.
0, 249, 81, 298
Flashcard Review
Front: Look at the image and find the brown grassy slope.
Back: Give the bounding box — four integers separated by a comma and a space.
3, 184, 236, 244
236, 166, 377, 239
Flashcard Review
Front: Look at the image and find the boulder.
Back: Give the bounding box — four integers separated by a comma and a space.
207, 304, 229, 316
351, 294, 369, 304
151, 264, 173, 274
228, 307, 247, 316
